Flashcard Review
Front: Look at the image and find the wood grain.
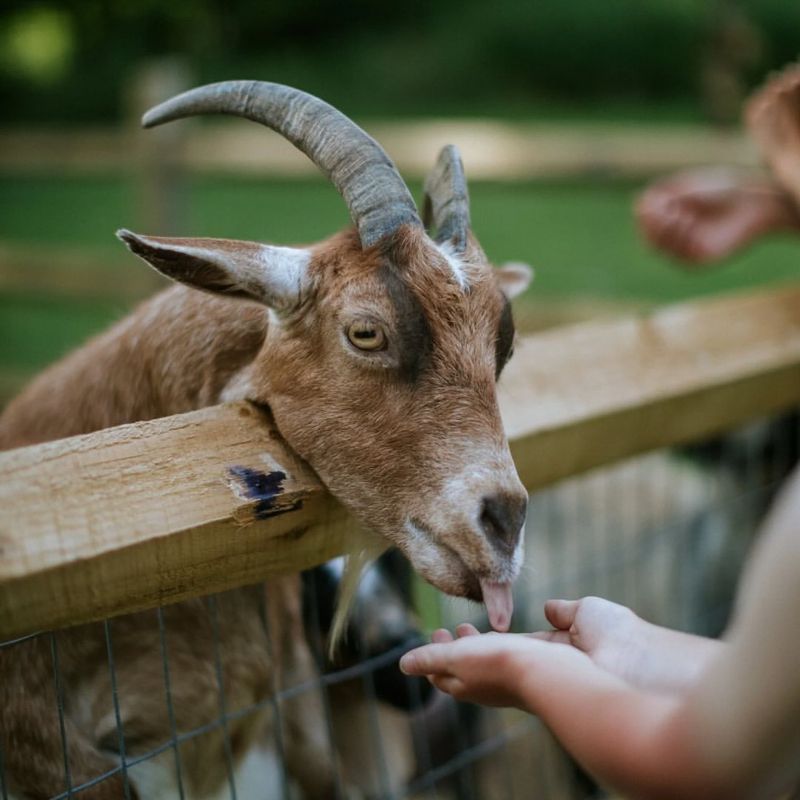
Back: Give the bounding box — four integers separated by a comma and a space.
0, 403, 355, 637
500, 283, 800, 487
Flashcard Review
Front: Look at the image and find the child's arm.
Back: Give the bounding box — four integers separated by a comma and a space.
532, 595, 723, 693
680, 466, 800, 798
401, 630, 720, 798
401, 467, 800, 799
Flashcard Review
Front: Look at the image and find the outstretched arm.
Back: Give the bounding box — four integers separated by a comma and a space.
683, 466, 800, 798
531, 594, 723, 693
401, 467, 800, 799
402, 627, 720, 798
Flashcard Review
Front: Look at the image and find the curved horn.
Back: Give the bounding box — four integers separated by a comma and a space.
142, 81, 421, 248
422, 145, 470, 254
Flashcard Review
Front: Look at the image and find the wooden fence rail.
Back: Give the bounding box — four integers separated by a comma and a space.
0, 121, 753, 180
2, 284, 799, 639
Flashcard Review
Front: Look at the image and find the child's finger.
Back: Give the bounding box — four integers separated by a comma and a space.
430, 674, 466, 697
544, 598, 580, 630
400, 644, 449, 675
456, 622, 481, 638
431, 628, 454, 644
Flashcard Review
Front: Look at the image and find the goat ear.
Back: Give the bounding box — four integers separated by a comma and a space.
496, 261, 533, 300
116, 230, 310, 311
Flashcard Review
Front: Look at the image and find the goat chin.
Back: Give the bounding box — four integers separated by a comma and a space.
328, 526, 389, 659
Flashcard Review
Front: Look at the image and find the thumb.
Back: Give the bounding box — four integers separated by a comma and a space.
544, 599, 580, 631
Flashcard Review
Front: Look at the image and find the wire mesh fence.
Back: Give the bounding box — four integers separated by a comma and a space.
1, 409, 797, 800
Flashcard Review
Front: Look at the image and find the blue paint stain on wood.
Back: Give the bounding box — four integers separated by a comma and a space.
228, 466, 303, 519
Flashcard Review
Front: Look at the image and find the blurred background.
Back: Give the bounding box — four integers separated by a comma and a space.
2, 0, 800, 405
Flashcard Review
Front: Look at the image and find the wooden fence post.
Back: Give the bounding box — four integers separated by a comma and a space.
125, 57, 191, 238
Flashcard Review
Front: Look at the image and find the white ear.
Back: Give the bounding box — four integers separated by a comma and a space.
117, 229, 311, 312
496, 261, 534, 300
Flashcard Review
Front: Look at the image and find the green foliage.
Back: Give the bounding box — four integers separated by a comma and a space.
740, 0, 800, 67
2, 0, 800, 122
462, 0, 705, 100
0, 7, 74, 84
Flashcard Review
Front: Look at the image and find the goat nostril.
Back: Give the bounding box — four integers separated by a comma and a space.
480, 493, 527, 555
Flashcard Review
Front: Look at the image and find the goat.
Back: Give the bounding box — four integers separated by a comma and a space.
0, 80, 532, 797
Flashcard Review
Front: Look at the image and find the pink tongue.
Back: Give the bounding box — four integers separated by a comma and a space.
480, 579, 514, 632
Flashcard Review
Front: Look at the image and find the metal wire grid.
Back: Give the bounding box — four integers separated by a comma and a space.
3, 638, 524, 799
516, 414, 799, 638
0, 629, 423, 799
0, 411, 795, 800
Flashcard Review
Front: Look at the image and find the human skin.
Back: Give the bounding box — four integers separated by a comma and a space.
400, 467, 800, 799
635, 168, 800, 265
636, 63, 800, 267
746, 63, 800, 208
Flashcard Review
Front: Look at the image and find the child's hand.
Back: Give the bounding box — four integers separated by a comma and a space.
531, 596, 641, 680
401, 597, 722, 710
532, 597, 722, 692
399, 623, 592, 709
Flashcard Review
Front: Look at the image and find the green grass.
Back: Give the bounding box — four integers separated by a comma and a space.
1, 172, 799, 382
0, 293, 124, 373
0, 175, 134, 248
471, 180, 800, 303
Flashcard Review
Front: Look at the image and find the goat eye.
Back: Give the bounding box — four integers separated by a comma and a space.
347, 321, 387, 351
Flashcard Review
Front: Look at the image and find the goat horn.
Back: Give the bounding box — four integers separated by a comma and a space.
142, 81, 421, 248
422, 145, 470, 254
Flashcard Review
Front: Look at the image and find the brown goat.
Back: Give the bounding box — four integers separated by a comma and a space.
0, 80, 531, 797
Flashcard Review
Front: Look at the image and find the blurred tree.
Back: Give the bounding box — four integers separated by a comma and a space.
0, 0, 799, 123
700, 0, 763, 127
0, 6, 74, 85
